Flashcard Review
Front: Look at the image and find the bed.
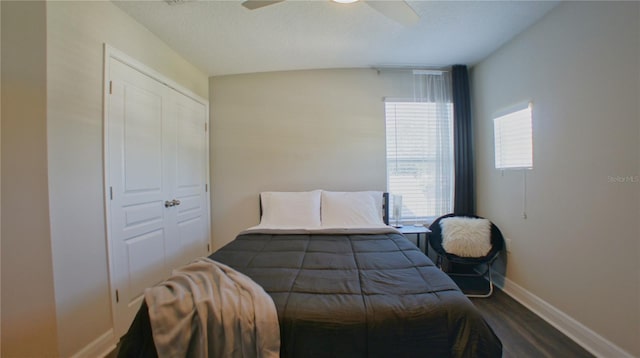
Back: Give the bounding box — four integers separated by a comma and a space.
118, 190, 502, 357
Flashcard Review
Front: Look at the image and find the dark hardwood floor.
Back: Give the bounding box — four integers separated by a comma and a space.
470, 288, 594, 358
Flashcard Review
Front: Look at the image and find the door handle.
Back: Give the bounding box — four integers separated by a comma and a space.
165, 199, 181, 208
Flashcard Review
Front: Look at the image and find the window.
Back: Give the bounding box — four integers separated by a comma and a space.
385, 101, 454, 223
494, 103, 533, 169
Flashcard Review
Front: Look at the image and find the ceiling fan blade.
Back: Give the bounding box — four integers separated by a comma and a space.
241, 0, 286, 10
365, 0, 419, 26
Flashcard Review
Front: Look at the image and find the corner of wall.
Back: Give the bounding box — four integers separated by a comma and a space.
1, 1, 60, 355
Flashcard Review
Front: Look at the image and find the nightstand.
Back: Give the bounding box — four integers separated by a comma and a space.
397, 225, 431, 254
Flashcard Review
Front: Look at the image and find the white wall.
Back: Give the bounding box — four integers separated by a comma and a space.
1, 3, 208, 355
471, 2, 639, 356
209, 69, 415, 249
1, 1, 59, 356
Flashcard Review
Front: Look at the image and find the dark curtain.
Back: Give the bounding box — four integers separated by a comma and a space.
452, 65, 475, 215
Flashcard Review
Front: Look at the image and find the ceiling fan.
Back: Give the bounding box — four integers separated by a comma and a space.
241, 0, 420, 26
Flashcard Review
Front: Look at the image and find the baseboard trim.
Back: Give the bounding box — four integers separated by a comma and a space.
70, 329, 116, 358
494, 272, 633, 358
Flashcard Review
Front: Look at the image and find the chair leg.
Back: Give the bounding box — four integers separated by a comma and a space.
438, 259, 496, 298
463, 264, 494, 298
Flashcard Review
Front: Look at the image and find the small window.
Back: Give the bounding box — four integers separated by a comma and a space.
494, 103, 533, 169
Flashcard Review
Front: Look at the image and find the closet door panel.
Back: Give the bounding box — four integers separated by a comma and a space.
108, 59, 171, 336
175, 96, 206, 192
174, 95, 209, 266
122, 85, 163, 193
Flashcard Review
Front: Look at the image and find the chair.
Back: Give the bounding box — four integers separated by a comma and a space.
428, 213, 505, 298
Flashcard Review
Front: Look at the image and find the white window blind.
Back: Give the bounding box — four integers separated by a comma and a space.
385, 101, 453, 223
494, 104, 533, 169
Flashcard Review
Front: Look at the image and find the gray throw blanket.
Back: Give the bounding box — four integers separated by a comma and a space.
144, 257, 280, 358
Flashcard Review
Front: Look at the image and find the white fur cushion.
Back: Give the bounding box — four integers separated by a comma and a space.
440, 217, 492, 257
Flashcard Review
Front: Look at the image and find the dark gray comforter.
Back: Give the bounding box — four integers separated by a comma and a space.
118, 231, 501, 357
209, 231, 502, 358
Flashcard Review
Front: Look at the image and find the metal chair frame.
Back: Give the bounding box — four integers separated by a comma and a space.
429, 214, 505, 298
436, 255, 498, 298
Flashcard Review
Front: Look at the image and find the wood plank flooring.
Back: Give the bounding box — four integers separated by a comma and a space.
470, 288, 594, 358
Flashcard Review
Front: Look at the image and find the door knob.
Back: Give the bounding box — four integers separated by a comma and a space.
165, 199, 181, 208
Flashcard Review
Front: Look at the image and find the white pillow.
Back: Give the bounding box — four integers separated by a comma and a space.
321, 191, 385, 228
440, 217, 492, 257
260, 190, 321, 229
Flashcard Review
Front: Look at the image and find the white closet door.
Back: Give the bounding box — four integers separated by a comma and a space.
173, 94, 209, 267
106, 56, 209, 337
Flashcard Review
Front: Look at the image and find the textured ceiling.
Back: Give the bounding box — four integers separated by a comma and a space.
113, 0, 559, 76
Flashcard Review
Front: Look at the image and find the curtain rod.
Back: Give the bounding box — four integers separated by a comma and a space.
373, 66, 450, 74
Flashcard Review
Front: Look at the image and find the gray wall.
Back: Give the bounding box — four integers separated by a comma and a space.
46, 2, 208, 355
1, 2, 59, 356
471, 2, 639, 356
2, 1, 209, 357
209, 69, 415, 249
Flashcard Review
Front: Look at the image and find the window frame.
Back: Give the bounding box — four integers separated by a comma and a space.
384, 99, 454, 224
493, 102, 534, 170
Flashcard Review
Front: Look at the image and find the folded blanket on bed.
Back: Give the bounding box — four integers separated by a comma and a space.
144, 257, 280, 358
